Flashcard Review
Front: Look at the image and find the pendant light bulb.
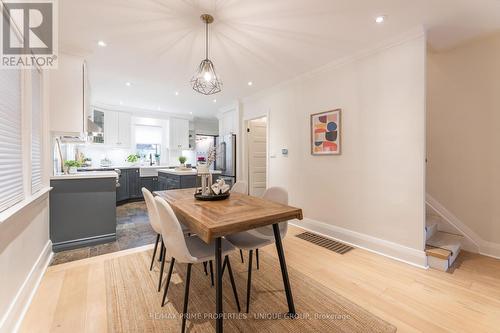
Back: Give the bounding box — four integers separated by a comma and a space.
203, 71, 212, 82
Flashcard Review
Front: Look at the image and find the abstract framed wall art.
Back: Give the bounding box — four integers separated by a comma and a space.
311, 109, 341, 155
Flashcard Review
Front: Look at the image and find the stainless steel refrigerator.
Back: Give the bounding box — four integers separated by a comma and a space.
215, 134, 236, 186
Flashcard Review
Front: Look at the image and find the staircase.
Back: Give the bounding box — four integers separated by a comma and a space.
425, 207, 464, 271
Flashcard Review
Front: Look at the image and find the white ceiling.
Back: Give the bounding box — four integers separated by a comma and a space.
60, 0, 500, 118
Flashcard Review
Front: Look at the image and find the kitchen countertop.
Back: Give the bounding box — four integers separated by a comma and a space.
78, 165, 174, 170
158, 169, 222, 176
51, 171, 119, 180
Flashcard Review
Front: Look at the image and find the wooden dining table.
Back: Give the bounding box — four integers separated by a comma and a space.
154, 188, 303, 333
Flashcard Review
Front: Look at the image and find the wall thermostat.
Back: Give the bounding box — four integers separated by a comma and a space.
281, 149, 288, 156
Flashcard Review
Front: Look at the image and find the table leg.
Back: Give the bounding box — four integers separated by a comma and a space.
215, 237, 223, 332
273, 223, 296, 317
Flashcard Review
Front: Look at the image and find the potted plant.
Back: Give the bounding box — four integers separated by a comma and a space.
178, 156, 187, 168
64, 160, 82, 174
155, 153, 161, 166
126, 154, 140, 165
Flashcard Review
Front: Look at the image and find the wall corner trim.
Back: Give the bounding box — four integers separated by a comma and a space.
291, 218, 428, 269
0, 240, 53, 333
425, 193, 500, 260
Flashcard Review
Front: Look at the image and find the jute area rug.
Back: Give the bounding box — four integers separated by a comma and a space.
105, 249, 397, 332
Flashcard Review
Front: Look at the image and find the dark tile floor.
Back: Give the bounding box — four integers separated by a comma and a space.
50, 201, 157, 266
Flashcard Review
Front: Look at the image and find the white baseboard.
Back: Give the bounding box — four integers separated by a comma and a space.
426, 194, 500, 259
291, 218, 428, 269
0, 240, 53, 333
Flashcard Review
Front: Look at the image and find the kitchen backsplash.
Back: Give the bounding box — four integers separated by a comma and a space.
78, 146, 132, 167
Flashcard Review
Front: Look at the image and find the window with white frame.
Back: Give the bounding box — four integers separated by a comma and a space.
0, 69, 24, 212
31, 69, 43, 194
135, 125, 162, 160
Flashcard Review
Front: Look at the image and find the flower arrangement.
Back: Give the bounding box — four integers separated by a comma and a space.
206, 144, 216, 168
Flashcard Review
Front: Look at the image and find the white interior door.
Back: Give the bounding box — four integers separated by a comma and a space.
248, 117, 267, 197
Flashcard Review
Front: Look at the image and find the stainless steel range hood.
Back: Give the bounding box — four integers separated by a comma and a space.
87, 117, 103, 134
58, 135, 88, 143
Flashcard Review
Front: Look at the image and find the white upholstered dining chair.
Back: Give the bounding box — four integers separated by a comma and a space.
231, 181, 248, 195
142, 188, 190, 291
225, 187, 289, 313
230, 181, 249, 263
154, 196, 241, 332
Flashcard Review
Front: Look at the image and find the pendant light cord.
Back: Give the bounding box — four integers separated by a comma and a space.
205, 20, 209, 60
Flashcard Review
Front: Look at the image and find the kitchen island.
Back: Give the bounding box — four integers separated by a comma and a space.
50, 171, 118, 252
158, 169, 222, 190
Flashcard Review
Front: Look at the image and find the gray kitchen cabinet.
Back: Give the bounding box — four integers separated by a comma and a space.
158, 175, 168, 191
140, 176, 158, 193
128, 168, 141, 198
116, 169, 129, 202
158, 172, 199, 190
116, 168, 160, 203
50, 177, 117, 252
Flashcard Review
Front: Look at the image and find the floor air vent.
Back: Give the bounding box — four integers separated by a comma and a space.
295, 232, 354, 254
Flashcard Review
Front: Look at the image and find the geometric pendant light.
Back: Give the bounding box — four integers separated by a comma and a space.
190, 14, 223, 95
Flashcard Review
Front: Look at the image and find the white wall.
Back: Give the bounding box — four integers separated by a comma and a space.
239, 30, 427, 266
0, 71, 52, 333
427, 32, 500, 257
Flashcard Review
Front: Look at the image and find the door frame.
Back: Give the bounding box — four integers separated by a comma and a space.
244, 112, 270, 196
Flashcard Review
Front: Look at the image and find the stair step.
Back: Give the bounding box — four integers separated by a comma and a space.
425, 221, 438, 241
426, 231, 463, 271
427, 231, 462, 254
426, 246, 452, 260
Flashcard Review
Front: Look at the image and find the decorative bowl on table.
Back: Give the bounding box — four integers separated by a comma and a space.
194, 190, 230, 201
194, 177, 231, 201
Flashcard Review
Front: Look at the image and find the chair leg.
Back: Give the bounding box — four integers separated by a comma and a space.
225, 256, 241, 312
246, 249, 253, 313
256, 248, 260, 270
221, 257, 227, 275
158, 246, 166, 292
150, 234, 160, 271
209, 260, 214, 287
161, 258, 175, 306
203, 261, 208, 275
158, 238, 164, 262
240, 249, 244, 263
181, 263, 192, 333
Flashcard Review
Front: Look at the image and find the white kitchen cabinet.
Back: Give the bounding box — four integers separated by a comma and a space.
49, 53, 89, 133
104, 111, 131, 147
219, 110, 237, 136
117, 112, 131, 147
169, 118, 190, 150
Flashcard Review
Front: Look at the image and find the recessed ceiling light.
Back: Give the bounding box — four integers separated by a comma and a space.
375, 16, 386, 24
248, 81, 253, 86
175, 91, 179, 96
125, 82, 131, 87
189, 112, 193, 115
119, 101, 123, 105
157, 106, 161, 111
213, 99, 217, 103
97, 40, 107, 47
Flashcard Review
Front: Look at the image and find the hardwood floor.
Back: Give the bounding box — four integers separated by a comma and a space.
20, 225, 500, 332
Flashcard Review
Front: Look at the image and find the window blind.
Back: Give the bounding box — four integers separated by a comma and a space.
31, 69, 42, 193
0, 69, 24, 212
135, 125, 162, 144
